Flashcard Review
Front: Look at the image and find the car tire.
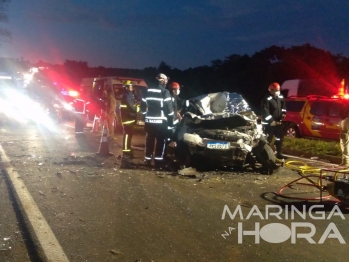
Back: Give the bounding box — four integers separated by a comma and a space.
252, 141, 276, 174
284, 124, 300, 138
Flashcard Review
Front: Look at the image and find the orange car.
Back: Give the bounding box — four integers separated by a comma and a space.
283, 95, 349, 140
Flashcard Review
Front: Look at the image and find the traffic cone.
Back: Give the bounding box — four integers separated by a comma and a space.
96, 125, 113, 156
91, 115, 100, 133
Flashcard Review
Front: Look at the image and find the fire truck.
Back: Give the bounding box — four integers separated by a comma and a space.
282, 79, 349, 140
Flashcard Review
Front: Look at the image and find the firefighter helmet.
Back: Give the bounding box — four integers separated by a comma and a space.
170, 82, 180, 90
123, 80, 133, 87
156, 73, 169, 85
268, 82, 280, 91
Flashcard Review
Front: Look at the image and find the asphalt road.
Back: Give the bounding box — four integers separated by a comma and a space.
1, 118, 349, 261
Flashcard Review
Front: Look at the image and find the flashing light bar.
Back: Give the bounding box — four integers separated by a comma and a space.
61, 90, 79, 97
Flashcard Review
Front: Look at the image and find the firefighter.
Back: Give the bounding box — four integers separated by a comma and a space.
168, 82, 189, 169
120, 80, 138, 159
339, 109, 349, 166
261, 82, 287, 159
169, 82, 184, 124
99, 89, 108, 128
106, 85, 117, 140
113, 83, 123, 133
141, 73, 174, 169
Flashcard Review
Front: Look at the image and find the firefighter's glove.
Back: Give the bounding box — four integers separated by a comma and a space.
136, 104, 140, 112
281, 114, 286, 120
270, 121, 277, 126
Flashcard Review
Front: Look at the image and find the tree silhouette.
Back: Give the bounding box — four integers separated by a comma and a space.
0, 0, 10, 40
11, 43, 349, 113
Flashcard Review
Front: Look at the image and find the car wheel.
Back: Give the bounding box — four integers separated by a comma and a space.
252, 141, 276, 174
284, 124, 299, 138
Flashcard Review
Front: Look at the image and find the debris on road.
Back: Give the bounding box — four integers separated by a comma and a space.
110, 249, 123, 256
178, 167, 199, 177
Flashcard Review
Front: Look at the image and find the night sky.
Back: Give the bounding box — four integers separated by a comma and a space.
1, 0, 349, 70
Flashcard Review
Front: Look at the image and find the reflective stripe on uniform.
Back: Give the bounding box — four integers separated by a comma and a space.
122, 120, 135, 125
145, 119, 163, 123
265, 115, 272, 120
124, 134, 129, 151
148, 89, 161, 93
146, 97, 163, 101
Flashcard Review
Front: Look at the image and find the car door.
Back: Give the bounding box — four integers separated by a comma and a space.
307, 100, 329, 138
324, 101, 348, 140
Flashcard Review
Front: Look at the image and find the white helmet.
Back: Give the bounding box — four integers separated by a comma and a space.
156, 73, 169, 85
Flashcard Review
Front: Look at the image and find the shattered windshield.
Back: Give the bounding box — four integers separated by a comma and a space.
187, 92, 252, 116
223, 92, 251, 114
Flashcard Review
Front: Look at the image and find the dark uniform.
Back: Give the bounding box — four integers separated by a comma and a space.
120, 88, 137, 156
261, 86, 287, 158
168, 94, 181, 142
141, 75, 174, 167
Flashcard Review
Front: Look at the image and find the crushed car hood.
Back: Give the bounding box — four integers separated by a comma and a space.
179, 92, 265, 149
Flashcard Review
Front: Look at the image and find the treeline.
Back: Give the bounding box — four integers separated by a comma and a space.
2, 43, 349, 113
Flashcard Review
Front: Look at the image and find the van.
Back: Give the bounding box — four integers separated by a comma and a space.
87, 76, 148, 126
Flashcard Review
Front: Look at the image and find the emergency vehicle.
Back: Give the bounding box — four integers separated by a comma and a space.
282, 79, 349, 140
86, 76, 148, 126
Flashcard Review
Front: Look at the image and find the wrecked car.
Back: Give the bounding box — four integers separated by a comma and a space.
174, 92, 277, 174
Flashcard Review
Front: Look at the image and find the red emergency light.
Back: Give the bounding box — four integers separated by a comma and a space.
61, 89, 79, 97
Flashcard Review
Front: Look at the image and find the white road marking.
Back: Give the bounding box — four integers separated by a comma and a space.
0, 145, 69, 262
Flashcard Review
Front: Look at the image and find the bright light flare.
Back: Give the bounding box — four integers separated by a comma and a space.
68, 90, 79, 97
63, 102, 74, 111
0, 88, 58, 131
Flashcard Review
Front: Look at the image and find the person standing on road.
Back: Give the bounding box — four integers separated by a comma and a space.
120, 80, 138, 160
141, 73, 174, 170
106, 85, 117, 140
167, 82, 183, 142
261, 82, 287, 159
113, 84, 123, 134
339, 109, 349, 166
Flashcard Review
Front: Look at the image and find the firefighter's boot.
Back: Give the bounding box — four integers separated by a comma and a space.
275, 141, 287, 160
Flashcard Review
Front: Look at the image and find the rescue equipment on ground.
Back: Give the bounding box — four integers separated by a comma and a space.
277, 159, 349, 205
